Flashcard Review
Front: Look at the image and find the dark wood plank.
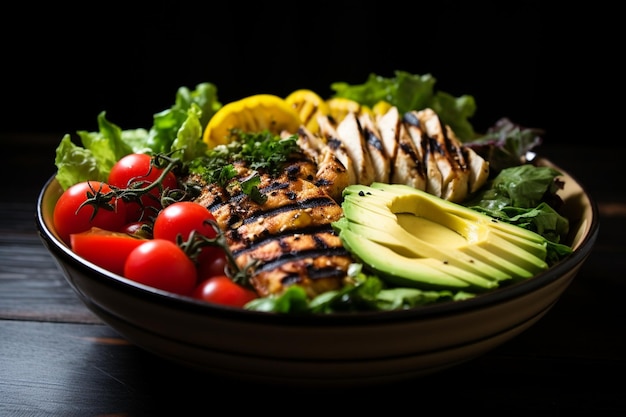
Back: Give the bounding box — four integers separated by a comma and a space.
2, 320, 625, 416
0, 204, 99, 324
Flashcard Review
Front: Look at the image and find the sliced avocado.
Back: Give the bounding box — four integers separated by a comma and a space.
333, 183, 550, 292
335, 224, 496, 291
338, 202, 513, 283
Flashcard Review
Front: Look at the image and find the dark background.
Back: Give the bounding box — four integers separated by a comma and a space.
3, 2, 618, 145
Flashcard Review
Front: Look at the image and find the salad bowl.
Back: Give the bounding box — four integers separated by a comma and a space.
36, 156, 598, 386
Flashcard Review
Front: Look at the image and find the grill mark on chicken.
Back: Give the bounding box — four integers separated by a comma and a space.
256, 250, 351, 273
438, 125, 471, 202
250, 253, 353, 297
395, 123, 428, 190
365, 128, 389, 183
291, 126, 350, 201
254, 251, 351, 277
365, 127, 385, 153
318, 115, 358, 186
232, 197, 338, 227
229, 221, 351, 297
232, 225, 339, 254
360, 112, 390, 183
216, 194, 342, 243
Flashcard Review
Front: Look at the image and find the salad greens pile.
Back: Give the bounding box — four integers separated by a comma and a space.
52, 70, 574, 313
55, 83, 220, 191
331, 71, 477, 142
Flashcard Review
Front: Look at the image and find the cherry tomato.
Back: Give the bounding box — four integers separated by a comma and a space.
192, 276, 258, 308
197, 249, 228, 282
53, 181, 128, 245
70, 227, 146, 276
108, 153, 178, 222
120, 221, 152, 239
152, 201, 221, 262
124, 239, 197, 296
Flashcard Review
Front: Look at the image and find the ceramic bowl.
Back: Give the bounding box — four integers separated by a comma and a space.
36, 157, 599, 387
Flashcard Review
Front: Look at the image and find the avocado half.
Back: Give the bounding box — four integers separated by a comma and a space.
332, 182, 550, 292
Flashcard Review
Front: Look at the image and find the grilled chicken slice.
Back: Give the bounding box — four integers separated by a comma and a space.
193, 169, 353, 298
465, 144, 490, 193
376, 106, 426, 189
241, 231, 353, 298
400, 114, 442, 195
358, 112, 390, 183
335, 112, 377, 185
318, 115, 358, 186
428, 110, 472, 201
391, 122, 428, 190
375, 105, 400, 161
290, 127, 350, 202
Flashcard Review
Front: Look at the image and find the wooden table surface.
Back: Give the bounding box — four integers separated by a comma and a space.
2, 134, 625, 416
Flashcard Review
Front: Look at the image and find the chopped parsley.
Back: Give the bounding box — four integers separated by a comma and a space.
188, 129, 300, 204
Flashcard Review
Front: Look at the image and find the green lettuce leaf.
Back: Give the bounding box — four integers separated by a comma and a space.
54, 113, 134, 190
54, 135, 102, 190
54, 83, 220, 189
330, 70, 477, 141
146, 82, 220, 154
465, 164, 573, 262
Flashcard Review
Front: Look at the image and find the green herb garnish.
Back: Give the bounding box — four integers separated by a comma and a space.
188, 129, 300, 203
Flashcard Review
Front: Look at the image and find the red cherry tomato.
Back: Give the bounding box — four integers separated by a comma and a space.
108, 153, 178, 222
70, 227, 146, 276
197, 249, 228, 282
192, 276, 258, 308
152, 201, 221, 262
124, 239, 197, 296
53, 181, 128, 245
120, 221, 152, 239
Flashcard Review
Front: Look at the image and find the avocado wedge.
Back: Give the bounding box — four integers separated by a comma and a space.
332, 183, 550, 292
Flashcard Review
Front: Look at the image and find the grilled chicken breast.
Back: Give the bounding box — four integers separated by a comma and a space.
191, 163, 354, 298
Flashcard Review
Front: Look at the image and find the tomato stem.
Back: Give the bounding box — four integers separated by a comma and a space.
179, 222, 255, 290
80, 153, 194, 223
